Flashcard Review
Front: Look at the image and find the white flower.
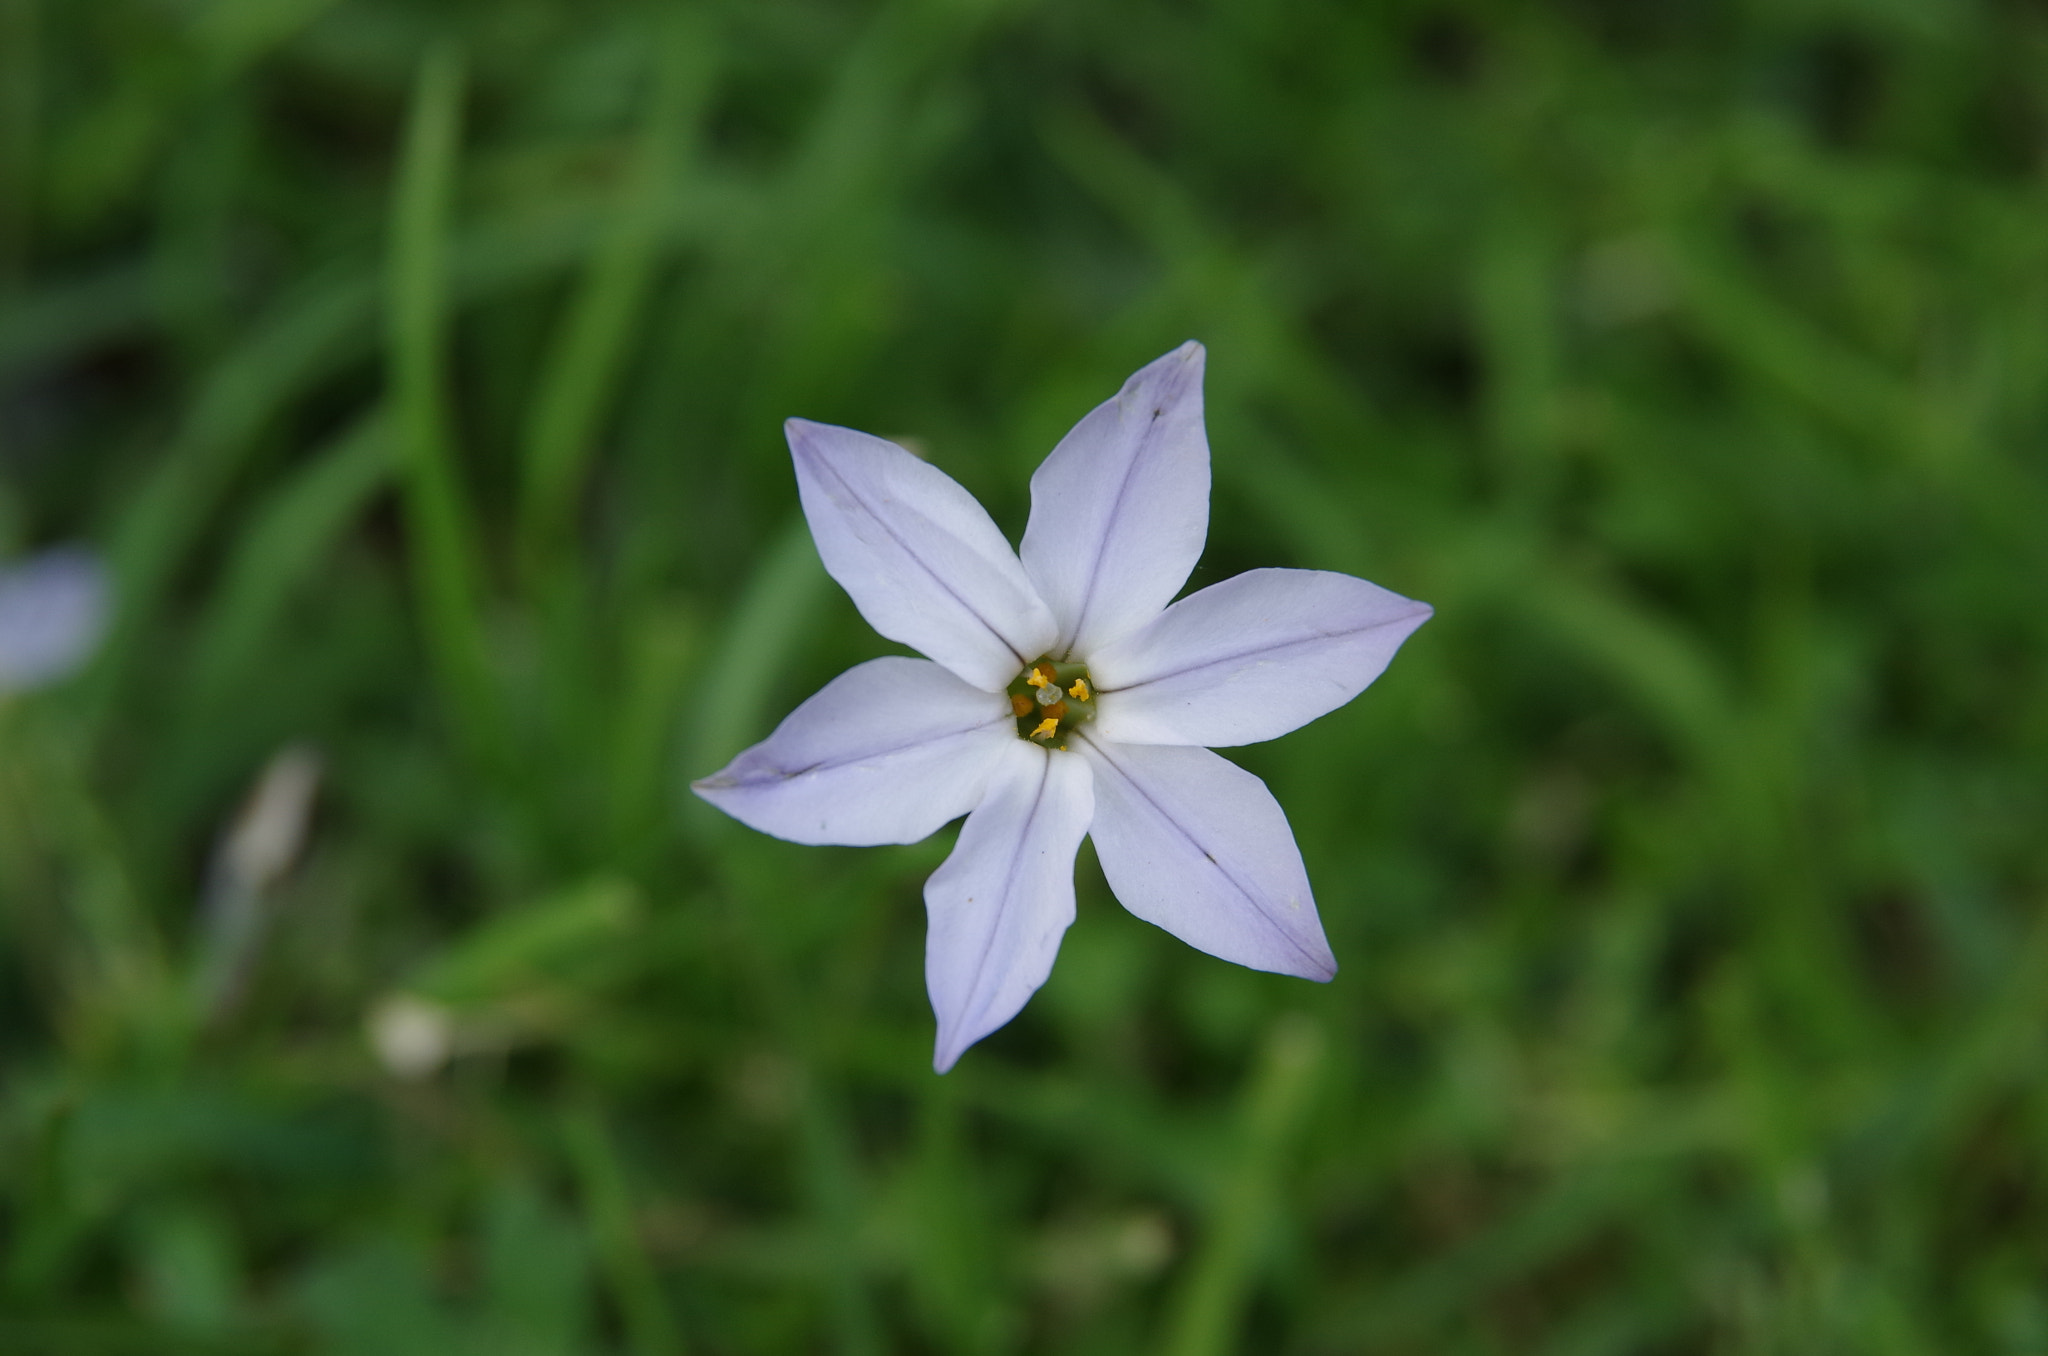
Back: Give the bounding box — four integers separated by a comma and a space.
0, 546, 109, 694
694, 343, 1431, 1070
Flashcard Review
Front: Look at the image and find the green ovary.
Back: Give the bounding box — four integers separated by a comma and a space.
1006, 658, 1096, 749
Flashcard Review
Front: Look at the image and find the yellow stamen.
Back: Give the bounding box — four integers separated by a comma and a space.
1067, 678, 1090, 701
1025, 666, 1054, 689
1029, 716, 1060, 741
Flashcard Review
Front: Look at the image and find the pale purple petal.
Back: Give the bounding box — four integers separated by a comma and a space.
924, 741, 1094, 1071
1075, 734, 1334, 980
1019, 342, 1210, 658
788, 419, 1057, 692
692, 657, 1012, 846
0, 547, 109, 692
1089, 568, 1431, 748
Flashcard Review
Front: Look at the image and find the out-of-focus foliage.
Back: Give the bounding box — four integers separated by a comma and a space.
3, 0, 2047, 1351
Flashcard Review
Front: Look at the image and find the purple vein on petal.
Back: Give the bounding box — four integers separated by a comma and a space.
700, 711, 1008, 787
800, 441, 1030, 668
1061, 364, 1198, 658
1076, 730, 1329, 977
956, 751, 1053, 1043
1093, 603, 1432, 695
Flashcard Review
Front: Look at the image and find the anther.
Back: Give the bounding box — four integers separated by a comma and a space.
1029, 716, 1060, 741
1068, 678, 1090, 701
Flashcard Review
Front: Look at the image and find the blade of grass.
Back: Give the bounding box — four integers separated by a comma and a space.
91, 183, 742, 721
189, 0, 344, 74
677, 516, 879, 1351
1669, 228, 1923, 458
0, 261, 149, 378
517, 15, 714, 584
1309, 1165, 1669, 1348
712, 871, 884, 1356
562, 1102, 687, 1356
0, 0, 37, 294
1158, 1014, 1327, 1356
182, 409, 390, 707
387, 46, 502, 773
0, 712, 175, 1059
676, 515, 831, 836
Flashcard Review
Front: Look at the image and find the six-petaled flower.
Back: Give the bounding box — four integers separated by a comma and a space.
694, 342, 1431, 1071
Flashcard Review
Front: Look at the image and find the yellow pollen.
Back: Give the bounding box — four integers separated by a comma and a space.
1025, 666, 1054, 689
1068, 678, 1090, 701
1029, 716, 1060, 740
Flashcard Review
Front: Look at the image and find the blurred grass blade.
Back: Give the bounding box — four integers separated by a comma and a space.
1473, 218, 1562, 501
189, 0, 344, 74
562, 1103, 686, 1356
0, 715, 172, 1050
602, 599, 698, 862
1522, 560, 1736, 760
478, 1181, 594, 1353
518, 17, 713, 582
183, 410, 390, 705
1670, 229, 1921, 456
1313, 1166, 1663, 1346
0, 0, 37, 292
677, 515, 831, 820
407, 877, 639, 1008
0, 262, 149, 380
1159, 1014, 1327, 1356
388, 45, 501, 771
93, 184, 729, 704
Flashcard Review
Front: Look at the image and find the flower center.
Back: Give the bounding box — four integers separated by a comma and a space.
1006, 658, 1095, 749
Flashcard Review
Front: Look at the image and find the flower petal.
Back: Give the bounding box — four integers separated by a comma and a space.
692, 657, 1013, 846
788, 419, 1058, 691
1019, 342, 1210, 658
0, 547, 109, 692
1089, 568, 1431, 747
1074, 734, 1335, 980
924, 741, 1094, 1071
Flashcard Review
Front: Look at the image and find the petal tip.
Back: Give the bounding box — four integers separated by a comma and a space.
1274, 940, 1337, 983
688, 776, 744, 813
786, 418, 853, 464
1398, 604, 1434, 648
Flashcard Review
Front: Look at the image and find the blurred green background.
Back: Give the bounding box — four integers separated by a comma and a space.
3, 0, 2047, 1351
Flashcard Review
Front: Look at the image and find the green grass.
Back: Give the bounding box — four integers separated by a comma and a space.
3, 1, 2048, 1351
